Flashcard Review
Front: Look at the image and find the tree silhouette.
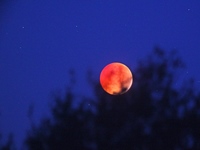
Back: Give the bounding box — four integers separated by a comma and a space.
25, 47, 200, 150
25, 91, 93, 150
0, 133, 15, 150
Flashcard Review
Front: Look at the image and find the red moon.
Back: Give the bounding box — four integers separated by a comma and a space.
100, 62, 133, 95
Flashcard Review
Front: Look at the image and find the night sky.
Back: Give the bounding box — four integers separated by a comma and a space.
0, 0, 200, 149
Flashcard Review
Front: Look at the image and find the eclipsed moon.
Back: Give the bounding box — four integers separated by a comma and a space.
100, 62, 133, 95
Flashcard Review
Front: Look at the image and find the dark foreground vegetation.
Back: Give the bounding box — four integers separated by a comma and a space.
2, 48, 200, 150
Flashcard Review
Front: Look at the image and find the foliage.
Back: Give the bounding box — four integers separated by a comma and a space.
0, 134, 16, 150
25, 48, 200, 150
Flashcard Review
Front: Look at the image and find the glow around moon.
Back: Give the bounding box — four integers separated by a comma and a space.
100, 62, 133, 95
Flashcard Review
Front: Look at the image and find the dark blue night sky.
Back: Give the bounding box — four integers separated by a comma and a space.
0, 0, 200, 149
